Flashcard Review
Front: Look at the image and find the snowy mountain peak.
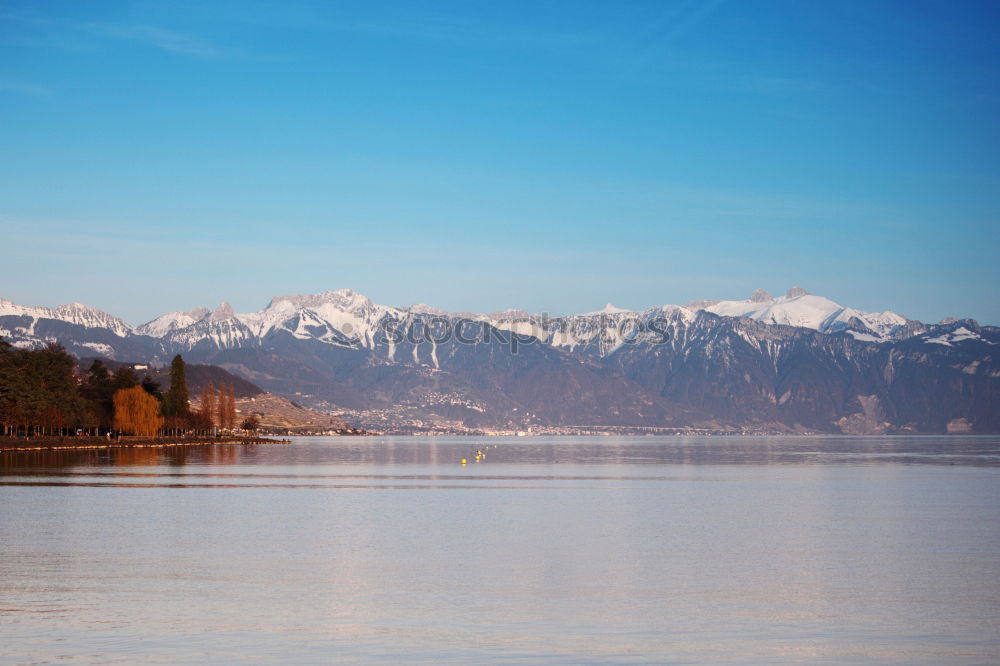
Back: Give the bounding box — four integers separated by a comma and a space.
56, 302, 104, 316
210, 302, 235, 321
923, 322, 988, 347
405, 303, 448, 316
685, 298, 721, 310
0, 297, 133, 337
268, 288, 373, 312
233, 289, 402, 348
136, 307, 210, 337
703, 290, 914, 341
0, 288, 963, 357
0, 298, 24, 318
582, 303, 634, 316
51, 302, 133, 337
488, 309, 532, 320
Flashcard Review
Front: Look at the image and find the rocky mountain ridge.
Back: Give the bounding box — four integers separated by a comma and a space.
2, 288, 996, 433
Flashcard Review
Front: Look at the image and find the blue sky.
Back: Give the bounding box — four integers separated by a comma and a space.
1, 0, 998, 325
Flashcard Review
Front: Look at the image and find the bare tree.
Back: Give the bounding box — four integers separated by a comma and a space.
200, 382, 217, 434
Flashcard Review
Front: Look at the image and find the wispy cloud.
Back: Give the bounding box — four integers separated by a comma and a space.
1, 7, 219, 57
629, 0, 729, 71
83, 22, 217, 57
148, 1, 596, 58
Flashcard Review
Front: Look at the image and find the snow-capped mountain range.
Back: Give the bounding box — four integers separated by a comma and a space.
0, 297, 133, 338
2, 288, 997, 433
0, 286, 963, 354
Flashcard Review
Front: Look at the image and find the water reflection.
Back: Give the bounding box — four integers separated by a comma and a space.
1, 436, 998, 664
2, 435, 999, 478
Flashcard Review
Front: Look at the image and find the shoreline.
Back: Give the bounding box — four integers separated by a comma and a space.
0, 435, 290, 452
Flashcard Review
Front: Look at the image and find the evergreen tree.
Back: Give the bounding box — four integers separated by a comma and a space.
0, 342, 88, 435
141, 374, 162, 400
0, 339, 22, 435
81, 360, 114, 430
86, 359, 109, 382
30, 345, 88, 434
161, 354, 190, 434
111, 367, 139, 392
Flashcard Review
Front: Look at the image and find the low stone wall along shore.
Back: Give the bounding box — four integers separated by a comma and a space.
0, 435, 290, 452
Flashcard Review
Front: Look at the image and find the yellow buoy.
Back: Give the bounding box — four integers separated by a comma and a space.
461, 458, 467, 465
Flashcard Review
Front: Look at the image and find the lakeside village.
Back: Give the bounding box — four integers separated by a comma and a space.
0, 339, 277, 447
311, 396, 803, 437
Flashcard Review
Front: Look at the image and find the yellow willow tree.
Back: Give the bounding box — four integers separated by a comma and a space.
113, 386, 164, 436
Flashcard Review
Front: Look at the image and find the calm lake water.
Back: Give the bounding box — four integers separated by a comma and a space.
2, 435, 999, 664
